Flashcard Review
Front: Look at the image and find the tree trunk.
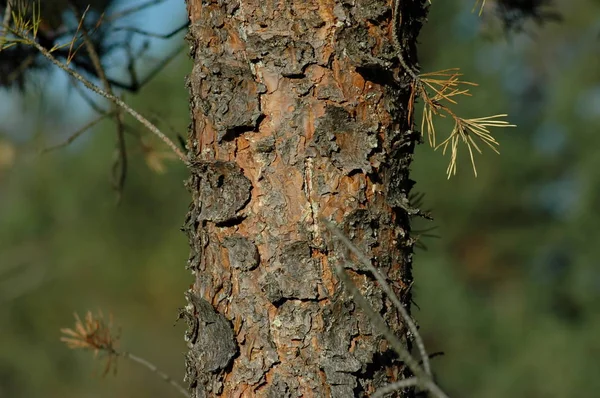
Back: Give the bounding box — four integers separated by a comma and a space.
182, 0, 428, 396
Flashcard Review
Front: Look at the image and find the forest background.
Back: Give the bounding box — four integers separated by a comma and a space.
1, 0, 599, 397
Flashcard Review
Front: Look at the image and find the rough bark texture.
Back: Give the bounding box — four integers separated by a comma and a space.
182, 0, 428, 396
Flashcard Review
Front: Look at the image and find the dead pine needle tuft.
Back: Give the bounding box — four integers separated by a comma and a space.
409, 67, 515, 178
61, 310, 190, 397
60, 310, 121, 376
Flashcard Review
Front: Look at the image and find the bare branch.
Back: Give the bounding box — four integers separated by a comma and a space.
372, 377, 420, 398
41, 112, 111, 154
1, 0, 13, 48
104, 0, 169, 24
12, 30, 188, 163
73, 3, 128, 197
323, 220, 449, 398
324, 220, 432, 376
124, 351, 190, 398
61, 311, 190, 398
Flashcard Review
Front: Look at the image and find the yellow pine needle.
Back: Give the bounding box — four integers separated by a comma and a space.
473, 0, 487, 16
419, 68, 462, 77
31, 0, 40, 37
421, 100, 442, 147
436, 115, 515, 178
412, 65, 515, 178
61, 310, 120, 374
420, 69, 477, 105
66, 5, 92, 65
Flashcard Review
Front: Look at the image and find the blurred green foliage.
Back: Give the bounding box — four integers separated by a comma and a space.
1, 1, 600, 397
0, 50, 193, 397
412, 1, 600, 397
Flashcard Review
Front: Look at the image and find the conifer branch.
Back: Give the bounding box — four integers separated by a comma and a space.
3, 9, 188, 165
393, 1, 514, 178
20, 33, 188, 163
61, 311, 190, 398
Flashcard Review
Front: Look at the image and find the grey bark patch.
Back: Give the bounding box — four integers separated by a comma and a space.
277, 134, 303, 166
190, 61, 265, 141
319, 299, 362, 395
330, 384, 357, 398
336, 25, 393, 70
255, 136, 276, 153
265, 373, 302, 398
182, 199, 203, 272
291, 79, 315, 96
384, 146, 418, 215
335, 2, 400, 86
251, 180, 288, 227
191, 161, 252, 224
353, 0, 389, 21
246, 35, 316, 77
229, 275, 281, 387
184, 290, 237, 372
234, 349, 277, 385
223, 235, 260, 271
311, 106, 377, 174
265, 374, 293, 398
272, 300, 315, 342
259, 241, 320, 303
182, 290, 237, 398
314, 79, 345, 102
335, 209, 379, 272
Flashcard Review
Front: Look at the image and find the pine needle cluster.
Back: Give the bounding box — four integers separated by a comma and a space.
410, 68, 514, 178
397, 1, 515, 178
61, 310, 121, 375
61, 310, 190, 396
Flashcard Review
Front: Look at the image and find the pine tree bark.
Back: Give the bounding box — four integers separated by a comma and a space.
182, 1, 428, 396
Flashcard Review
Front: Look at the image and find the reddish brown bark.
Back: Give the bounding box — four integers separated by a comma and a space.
182, 1, 428, 396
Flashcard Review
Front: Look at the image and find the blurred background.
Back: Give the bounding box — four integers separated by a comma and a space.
1, 0, 599, 397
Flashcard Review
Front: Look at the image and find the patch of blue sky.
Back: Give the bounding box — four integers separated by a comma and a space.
0, 0, 186, 142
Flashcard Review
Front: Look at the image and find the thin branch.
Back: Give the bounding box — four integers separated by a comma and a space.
48, 0, 172, 43
104, 0, 169, 24
392, 0, 420, 81
73, 3, 128, 196
473, 0, 487, 16
323, 220, 449, 398
61, 311, 190, 398
41, 112, 111, 154
110, 22, 187, 39
65, 79, 147, 140
324, 220, 431, 376
372, 377, 420, 398
123, 352, 190, 398
122, 40, 185, 93
332, 259, 448, 398
69, 77, 110, 114
13, 30, 188, 163
1, 0, 13, 48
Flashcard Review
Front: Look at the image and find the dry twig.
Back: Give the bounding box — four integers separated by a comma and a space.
393, 2, 514, 178
61, 310, 190, 398
324, 220, 449, 398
